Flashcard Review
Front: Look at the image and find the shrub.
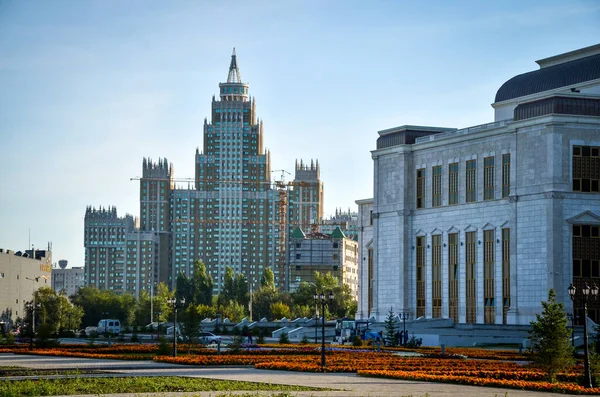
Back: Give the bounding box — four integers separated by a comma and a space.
300, 335, 309, 344
352, 336, 364, 347
256, 331, 265, 345
228, 336, 243, 354
157, 337, 171, 356
279, 332, 290, 344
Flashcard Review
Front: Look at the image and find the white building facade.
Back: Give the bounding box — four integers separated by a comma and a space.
361, 44, 600, 326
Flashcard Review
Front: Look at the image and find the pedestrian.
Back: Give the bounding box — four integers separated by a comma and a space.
248, 330, 253, 344
404, 330, 409, 345
396, 331, 401, 346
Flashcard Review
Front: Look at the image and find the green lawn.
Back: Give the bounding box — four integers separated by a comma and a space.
0, 375, 324, 397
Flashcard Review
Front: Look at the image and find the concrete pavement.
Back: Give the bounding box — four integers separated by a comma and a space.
1, 353, 573, 396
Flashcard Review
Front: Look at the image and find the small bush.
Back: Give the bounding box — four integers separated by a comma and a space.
279, 332, 290, 344
300, 335, 309, 344
157, 337, 171, 356
228, 335, 243, 354
256, 332, 265, 344
352, 336, 364, 347
131, 333, 140, 344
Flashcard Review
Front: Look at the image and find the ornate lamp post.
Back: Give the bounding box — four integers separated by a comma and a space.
568, 282, 598, 389
167, 297, 185, 357
400, 312, 410, 347
313, 291, 334, 368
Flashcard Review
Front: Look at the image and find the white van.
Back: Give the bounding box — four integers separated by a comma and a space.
97, 319, 121, 335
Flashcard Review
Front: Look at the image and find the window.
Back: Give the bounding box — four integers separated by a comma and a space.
466, 231, 477, 324
295, 253, 301, 259
573, 146, 600, 192
448, 233, 459, 323
416, 169, 425, 208
502, 154, 511, 198
432, 166, 442, 207
572, 224, 600, 324
449, 163, 459, 205
466, 160, 477, 203
432, 234, 442, 318
484, 230, 495, 324
484, 157, 495, 200
416, 236, 426, 318
502, 228, 510, 324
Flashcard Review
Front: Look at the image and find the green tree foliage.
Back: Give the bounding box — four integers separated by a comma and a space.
291, 271, 357, 319
218, 267, 249, 311
260, 268, 275, 289
180, 303, 202, 344
25, 287, 83, 336
154, 282, 173, 323
270, 302, 291, 320
220, 300, 245, 322
384, 307, 398, 346
252, 283, 279, 321
176, 260, 213, 307
70, 286, 135, 327
528, 289, 574, 382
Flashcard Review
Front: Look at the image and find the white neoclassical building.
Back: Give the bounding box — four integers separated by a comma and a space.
358, 44, 600, 326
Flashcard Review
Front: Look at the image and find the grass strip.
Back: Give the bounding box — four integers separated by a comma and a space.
0, 366, 107, 377
0, 375, 324, 397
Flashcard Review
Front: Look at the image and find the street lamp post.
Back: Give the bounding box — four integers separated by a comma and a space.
400, 312, 410, 347
313, 291, 334, 368
569, 282, 598, 389
167, 297, 185, 357
26, 301, 40, 349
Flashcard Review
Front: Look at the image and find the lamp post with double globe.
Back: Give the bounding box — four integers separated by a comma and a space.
568, 282, 598, 389
167, 297, 185, 357
313, 291, 334, 368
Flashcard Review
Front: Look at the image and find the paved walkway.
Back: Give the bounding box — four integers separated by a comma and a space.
1, 353, 572, 396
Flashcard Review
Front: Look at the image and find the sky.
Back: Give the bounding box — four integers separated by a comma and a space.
0, 0, 599, 268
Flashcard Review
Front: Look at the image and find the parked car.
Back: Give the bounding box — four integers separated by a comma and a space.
198, 332, 221, 345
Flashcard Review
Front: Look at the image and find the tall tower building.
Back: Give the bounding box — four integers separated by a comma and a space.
290, 159, 324, 232
84, 206, 135, 293
192, 48, 279, 291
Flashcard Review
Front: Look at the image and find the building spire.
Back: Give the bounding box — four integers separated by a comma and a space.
227, 47, 242, 83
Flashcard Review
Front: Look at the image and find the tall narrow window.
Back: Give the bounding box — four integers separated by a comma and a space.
432, 234, 442, 318
368, 248, 374, 314
502, 228, 510, 324
466, 231, 477, 324
484, 230, 495, 324
448, 233, 459, 323
466, 160, 477, 203
416, 169, 425, 208
449, 162, 459, 205
432, 166, 442, 207
573, 146, 600, 193
573, 224, 600, 324
416, 236, 426, 318
484, 157, 495, 200
502, 154, 511, 198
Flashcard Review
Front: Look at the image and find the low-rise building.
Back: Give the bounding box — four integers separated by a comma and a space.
288, 227, 359, 298
0, 248, 52, 323
51, 260, 84, 297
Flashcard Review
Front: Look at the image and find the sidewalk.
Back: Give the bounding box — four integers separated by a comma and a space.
1, 353, 571, 397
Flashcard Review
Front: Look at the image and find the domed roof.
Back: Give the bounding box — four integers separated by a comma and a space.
494, 53, 600, 103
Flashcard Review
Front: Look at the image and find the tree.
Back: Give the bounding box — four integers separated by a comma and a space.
384, 307, 398, 346
291, 271, 357, 319
270, 302, 291, 320
528, 289, 574, 382
24, 287, 83, 337
176, 260, 213, 307
252, 283, 279, 321
220, 300, 245, 322
260, 268, 275, 289
180, 303, 202, 345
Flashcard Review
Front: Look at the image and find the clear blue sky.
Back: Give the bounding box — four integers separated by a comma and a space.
1, 0, 598, 267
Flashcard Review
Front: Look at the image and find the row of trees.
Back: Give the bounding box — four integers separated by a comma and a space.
16, 260, 357, 336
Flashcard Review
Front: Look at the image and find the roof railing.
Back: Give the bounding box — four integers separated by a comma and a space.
414, 120, 510, 144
